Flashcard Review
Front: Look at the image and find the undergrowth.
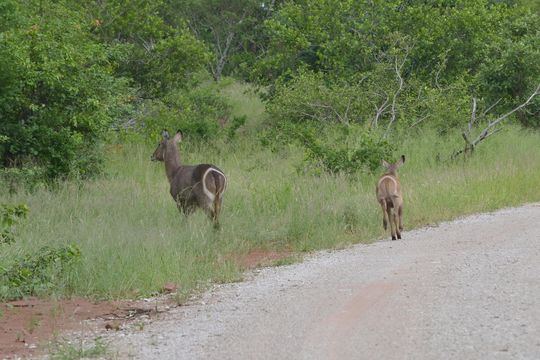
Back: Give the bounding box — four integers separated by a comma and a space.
0, 82, 539, 301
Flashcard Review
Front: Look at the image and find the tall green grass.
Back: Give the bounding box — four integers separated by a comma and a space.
1, 83, 540, 300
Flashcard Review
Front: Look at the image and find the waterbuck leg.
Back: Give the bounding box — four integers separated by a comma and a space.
206, 208, 221, 230
380, 200, 389, 231
198, 199, 219, 229
212, 198, 222, 230
386, 207, 396, 240
398, 205, 403, 238
393, 209, 400, 240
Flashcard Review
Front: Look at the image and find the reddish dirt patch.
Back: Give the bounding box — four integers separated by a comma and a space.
0, 297, 144, 359
0, 251, 294, 358
236, 249, 293, 269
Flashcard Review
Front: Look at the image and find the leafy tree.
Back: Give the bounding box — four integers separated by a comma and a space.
476, 7, 540, 127
166, 0, 269, 81
0, 0, 131, 179
253, 0, 398, 84
256, 0, 540, 130
81, 0, 211, 97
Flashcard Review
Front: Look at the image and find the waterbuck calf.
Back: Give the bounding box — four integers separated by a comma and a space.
151, 130, 227, 227
376, 155, 405, 240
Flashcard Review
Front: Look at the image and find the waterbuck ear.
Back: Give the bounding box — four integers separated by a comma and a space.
173, 129, 183, 143
162, 129, 170, 139
382, 160, 391, 169
396, 155, 405, 167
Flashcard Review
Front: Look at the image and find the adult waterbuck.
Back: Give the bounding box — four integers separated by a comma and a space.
151, 130, 227, 228
376, 155, 405, 240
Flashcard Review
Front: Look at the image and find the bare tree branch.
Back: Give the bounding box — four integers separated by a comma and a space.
453, 82, 540, 159
408, 114, 430, 129
482, 82, 540, 131
480, 98, 502, 117
384, 47, 408, 137
372, 94, 390, 128
468, 97, 477, 133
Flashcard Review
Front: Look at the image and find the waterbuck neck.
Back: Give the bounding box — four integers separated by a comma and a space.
385, 170, 399, 178
164, 143, 182, 183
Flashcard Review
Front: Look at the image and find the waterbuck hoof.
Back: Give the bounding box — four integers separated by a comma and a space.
397, 233, 402, 240
391, 236, 397, 241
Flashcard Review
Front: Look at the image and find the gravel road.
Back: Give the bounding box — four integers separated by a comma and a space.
107, 204, 540, 359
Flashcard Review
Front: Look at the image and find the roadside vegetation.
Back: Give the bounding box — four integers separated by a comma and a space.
1, 0, 540, 301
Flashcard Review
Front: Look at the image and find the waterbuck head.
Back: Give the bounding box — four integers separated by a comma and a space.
382, 155, 405, 176
151, 129, 183, 162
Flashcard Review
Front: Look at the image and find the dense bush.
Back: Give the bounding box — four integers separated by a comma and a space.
0, 244, 81, 301
259, 121, 394, 175
299, 126, 395, 175
476, 9, 540, 127
125, 83, 232, 141
0, 203, 28, 245
83, 0, 211, 98
255, 0, 540, 130
0, 203, 80, 300
266, 70, 371, 125
0, 1, 132, 179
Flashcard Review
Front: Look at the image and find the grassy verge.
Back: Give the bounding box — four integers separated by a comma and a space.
1, 83, 540, 301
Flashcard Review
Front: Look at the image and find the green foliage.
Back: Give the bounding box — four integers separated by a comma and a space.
132, 84, 232, 141
0, 165, 47, 193
476, 8, 540, 127
167, 0, 270, 81
259, 119, 394, 175
0, 0, 132, 180
255, 0, 390, 83
402, 78, 472, 134
266, 70, 372, 125
227, 115, 247, 140
256, 0, 540, 131
298, 126, 395, 175
396, 0, 508, 81
83, 0, 211, 97
0, 244, 81, 301
0, 203, 28, 245
0, 201, 81, 301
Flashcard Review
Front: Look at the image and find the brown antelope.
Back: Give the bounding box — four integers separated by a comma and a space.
376, 155, 405, 240
151, 130, 227, 228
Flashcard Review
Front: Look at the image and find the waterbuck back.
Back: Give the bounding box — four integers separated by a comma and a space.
376, 155, 405, 240
151, 130, 227, 227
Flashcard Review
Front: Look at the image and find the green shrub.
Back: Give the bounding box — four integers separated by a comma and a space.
83, 0, 211, 98
131, 84, 232, 141
259, 121, 394, 175
266, 70, 372, 125
227, 115, 247, 140
0, 202, 81, 300
0, 203, 28, 245
298, 126, 395, 175
0, 244, 81, 301
0, 1, 132, 180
